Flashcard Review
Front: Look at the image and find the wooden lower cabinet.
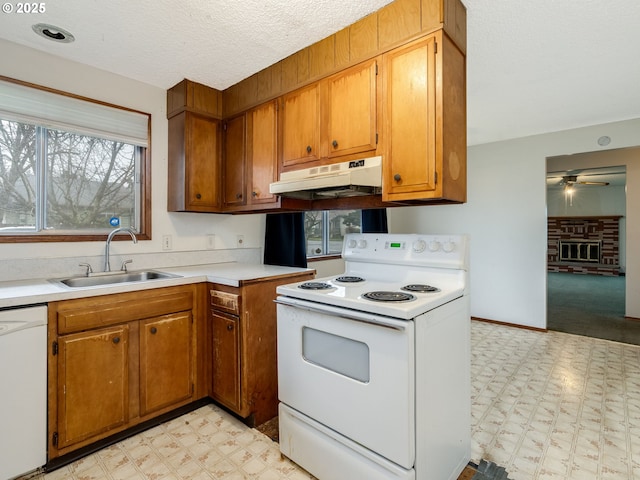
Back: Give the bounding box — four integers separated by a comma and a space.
56, 324, 129, 449
211, 311, 241, 411
209, 271, 314, 426
140, 312, 193, 416
48, 285, 203, 460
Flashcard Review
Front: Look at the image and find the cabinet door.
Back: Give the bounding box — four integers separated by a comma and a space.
211, 310, 241, 412
247, 100, 279, 206
382, 35, 439, 200
186, 112, 221, 210
139, 312, 193, 416
222, 114, 246, 208
326, 59, 378, 159
280, 83, 320, 167
57, 325, 129, 449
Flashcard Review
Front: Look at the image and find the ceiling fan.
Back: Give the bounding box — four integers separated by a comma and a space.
559, 175, 609, 187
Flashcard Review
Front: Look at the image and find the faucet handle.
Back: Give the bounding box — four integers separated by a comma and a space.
79, 263, 93, 276
121, 260, 133, 272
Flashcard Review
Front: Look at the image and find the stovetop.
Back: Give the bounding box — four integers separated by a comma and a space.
276, 233, 469, 320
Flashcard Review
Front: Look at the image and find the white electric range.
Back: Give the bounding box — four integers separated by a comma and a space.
276, 233, 471, 480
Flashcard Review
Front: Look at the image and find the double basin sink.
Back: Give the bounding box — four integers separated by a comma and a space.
52, 270, 181, 288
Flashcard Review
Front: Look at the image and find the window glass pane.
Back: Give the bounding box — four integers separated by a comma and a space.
46, 130, 137, 231
328, 210, 360, 254
0, 119, 37, 231
305, 209, 361, 257
305, 210, 324, 257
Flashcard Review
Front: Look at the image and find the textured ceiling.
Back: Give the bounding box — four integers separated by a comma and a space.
0, 0, 639, 146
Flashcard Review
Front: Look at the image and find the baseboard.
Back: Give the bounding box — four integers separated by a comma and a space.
471, 316, 547, 332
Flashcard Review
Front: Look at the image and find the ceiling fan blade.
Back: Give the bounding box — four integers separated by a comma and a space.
577, 181, 609, 186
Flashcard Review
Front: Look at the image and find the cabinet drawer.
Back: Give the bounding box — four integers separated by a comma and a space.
55, 287, 194, 334
210, 290, 240, 315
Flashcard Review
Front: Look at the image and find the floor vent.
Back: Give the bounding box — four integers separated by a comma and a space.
472, 459, 512, 480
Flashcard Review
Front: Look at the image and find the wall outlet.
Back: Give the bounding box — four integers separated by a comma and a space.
162, 234, 172, 251
236, 235, 245, 248
206, 234, 216, 249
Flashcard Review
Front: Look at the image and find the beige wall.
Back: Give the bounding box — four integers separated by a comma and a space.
389, 119, 640, 327
0, 39, 266, 263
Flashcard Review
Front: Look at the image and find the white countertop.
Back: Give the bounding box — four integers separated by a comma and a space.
0, 262, 314, 309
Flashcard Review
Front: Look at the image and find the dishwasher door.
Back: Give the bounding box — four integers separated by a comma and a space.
0, 305, 47, 480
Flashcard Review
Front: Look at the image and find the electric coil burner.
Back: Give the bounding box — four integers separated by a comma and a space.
362, 291, 416, 302
298, 282, 332, 290
402, 284, 440, 293
335, 276, 365, 283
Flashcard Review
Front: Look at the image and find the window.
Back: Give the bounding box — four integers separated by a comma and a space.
305, 210, 361, 257
0, 77, 150, 242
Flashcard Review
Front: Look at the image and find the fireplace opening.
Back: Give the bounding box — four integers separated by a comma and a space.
559, 239, 601, 263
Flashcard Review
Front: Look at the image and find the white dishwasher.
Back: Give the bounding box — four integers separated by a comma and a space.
0, 305, 47, 480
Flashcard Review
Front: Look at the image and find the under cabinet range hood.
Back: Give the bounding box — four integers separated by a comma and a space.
269, 156, 382, 200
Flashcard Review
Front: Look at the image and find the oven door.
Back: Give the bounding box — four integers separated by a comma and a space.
276, 296, 415, 469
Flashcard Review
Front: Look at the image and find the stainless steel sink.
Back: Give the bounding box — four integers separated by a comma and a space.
52, 270, 181, 288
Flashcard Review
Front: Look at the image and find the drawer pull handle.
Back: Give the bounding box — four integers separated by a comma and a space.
150, 327, 157, 334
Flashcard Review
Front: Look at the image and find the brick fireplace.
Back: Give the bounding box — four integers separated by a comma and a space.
547, 216, 622, 276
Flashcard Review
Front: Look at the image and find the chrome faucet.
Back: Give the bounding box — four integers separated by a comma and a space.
104, 227, 138, 272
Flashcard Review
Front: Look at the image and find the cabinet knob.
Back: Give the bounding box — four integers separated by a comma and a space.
236, 193, 242, 199
195, 193, 202, 199
150, 327, 157, 334
112, 337, 120, 344
393, 174, 402, 182
252, 191, 258, 197
332, 140, 338, 148
306, 145, 312, 153
227, 324, 234, 331
314, 248, 322, 254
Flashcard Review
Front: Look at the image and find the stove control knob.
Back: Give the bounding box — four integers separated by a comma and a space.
412, 239, 426, 253
347, 239, 357, 248
357, 239, 368, 249
442, 240, 456, 252
428, 240, 441, 252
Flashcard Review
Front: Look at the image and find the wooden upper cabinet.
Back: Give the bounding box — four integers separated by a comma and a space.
222, 114, 246, 208
326, 58, 378, 159
383, 35, 437, 199
382, 32, 466, 203
168, 111, 221, 212
279, 58, 379, 171
280, 83, 321, 168
247, 100, 279, 207
139, 312, 193, 417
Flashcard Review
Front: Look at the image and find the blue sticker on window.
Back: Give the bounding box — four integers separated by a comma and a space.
109, 217, 120, 227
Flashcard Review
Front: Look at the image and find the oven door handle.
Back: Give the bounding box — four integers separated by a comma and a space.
275, 297, 406, 331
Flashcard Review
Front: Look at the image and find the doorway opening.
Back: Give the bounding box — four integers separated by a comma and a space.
546, 154, 636, 344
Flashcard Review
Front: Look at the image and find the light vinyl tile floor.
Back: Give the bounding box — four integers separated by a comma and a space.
32, 321, 640, 480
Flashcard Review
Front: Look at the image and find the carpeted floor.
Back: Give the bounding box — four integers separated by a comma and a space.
547, 272, 640, 345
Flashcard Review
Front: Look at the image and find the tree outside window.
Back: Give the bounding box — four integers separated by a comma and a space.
305, 210, 361, 257
0, 118, 139, 234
